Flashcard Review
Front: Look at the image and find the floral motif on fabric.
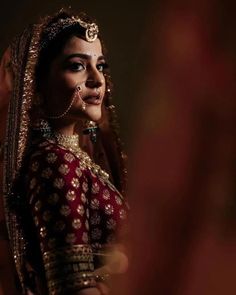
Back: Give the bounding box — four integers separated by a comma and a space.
71, 177, 80, 189
58, 163, 70, 175
91, 228, 102, 240
64, 153, 75, 163
41, 167, 53, 179
75, 167, 82, 177
102, 189, 110, 200
66, 189, 76, 201
91, 182, 100, 194
77, 204, 85, 216
60, 205, 71, 216
106, 219, 116, 230
53, 178, 65, 189
46, 152, 58, 163
31, 161, 39, 172
90, 198, 99, 210
90, 212, 101, 225
72, 218, 82, 229
105, 204, 114, 215
25, 140, 129, 293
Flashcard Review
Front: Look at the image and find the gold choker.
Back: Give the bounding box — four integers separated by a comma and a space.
53, 133, 79, 152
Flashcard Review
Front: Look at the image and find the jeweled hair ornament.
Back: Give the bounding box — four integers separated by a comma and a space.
41, 16, 99, 49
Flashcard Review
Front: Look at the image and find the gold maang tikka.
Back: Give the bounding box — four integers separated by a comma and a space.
41, 16, 99, 49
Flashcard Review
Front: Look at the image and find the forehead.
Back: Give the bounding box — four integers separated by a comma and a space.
62, 36, 103, 56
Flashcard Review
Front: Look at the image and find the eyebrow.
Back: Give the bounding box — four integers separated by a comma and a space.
64, 53, 105, 62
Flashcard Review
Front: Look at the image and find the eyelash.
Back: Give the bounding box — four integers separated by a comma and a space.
68, 62, 85, 72
97, 62, 109, 72
68, 62, 109, 72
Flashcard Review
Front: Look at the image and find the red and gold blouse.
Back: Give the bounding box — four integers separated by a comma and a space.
21, 138, 128, 294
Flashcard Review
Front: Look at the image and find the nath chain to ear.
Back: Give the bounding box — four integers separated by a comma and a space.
47, 85, 86, 119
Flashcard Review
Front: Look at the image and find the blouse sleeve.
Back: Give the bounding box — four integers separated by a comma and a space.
26, 143, 96, 294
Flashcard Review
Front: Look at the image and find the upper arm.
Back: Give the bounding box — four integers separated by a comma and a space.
26, 146, 97, 293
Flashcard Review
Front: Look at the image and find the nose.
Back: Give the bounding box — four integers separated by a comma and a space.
85, 68, 104, 89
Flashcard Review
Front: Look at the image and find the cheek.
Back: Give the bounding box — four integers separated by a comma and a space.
52, 72, 78, 90
47, 73, 78, 102
101, 81, 106, 97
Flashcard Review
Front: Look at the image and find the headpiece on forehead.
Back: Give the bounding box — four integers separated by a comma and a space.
41, 16, 99, 47
2, 9, 127, 293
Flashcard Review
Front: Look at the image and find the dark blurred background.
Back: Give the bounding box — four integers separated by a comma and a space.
3, 1, 236, 294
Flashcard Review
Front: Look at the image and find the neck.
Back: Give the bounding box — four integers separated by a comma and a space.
49, 117, 84, 135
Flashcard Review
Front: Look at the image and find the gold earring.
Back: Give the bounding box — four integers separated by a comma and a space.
81, 101, 86, 111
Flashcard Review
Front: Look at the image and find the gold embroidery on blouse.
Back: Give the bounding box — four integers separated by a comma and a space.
82, 232, 88, 243
105, 204, 114, 215
72, 218, 82, 229
90, 198, 99, 210
119, 209, 127, 220
102, 189, 110, 200
48, 140, 123, 200
64, 153, 75, 163
115, 195, 122, 205
31, 161, 39, 172
82, 181, 88, 193
53, 178, 65, 189
58, 163, 70, 175
71, 177, 80, 189
75, 167, 82, 177
60, 205, 71, 216
34, 200, 42, 211
40, 226, 47, 238
91, 228, 102, 240
77, 204, 85, 216
66, 190, 76, 201
41, 167, 53, 179
106, 219, 116, 230
81, 193, 86, 204
46, 152, 58, 163
91, 182, 100, 194
90, 212, 100, 225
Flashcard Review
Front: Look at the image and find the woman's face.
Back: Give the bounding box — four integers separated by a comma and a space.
43, 36, 107, 122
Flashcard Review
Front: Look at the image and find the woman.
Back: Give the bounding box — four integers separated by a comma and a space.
2, 9, 128, 295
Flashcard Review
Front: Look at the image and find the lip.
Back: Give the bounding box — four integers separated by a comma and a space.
83, 94, 102, 105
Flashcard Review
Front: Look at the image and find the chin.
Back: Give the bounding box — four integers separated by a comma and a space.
85, 107, 102, 122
